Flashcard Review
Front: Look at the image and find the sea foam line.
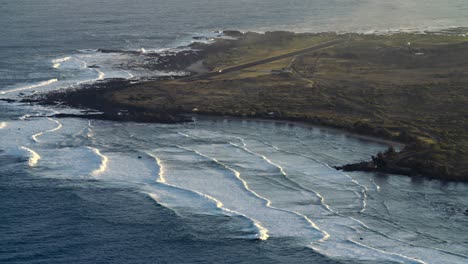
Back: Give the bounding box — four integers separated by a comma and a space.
87, 147, 109, 176
0, 79, 58, 95
31, 118, 63, 143
52, 56, 72, 69
259, 139, 369, 213
19, 114, 31, 121
96, 69, 105, 80
146, 152, 269, 240
239, 137, 435, 246
146, 152, 167, 183
86, 120, 94, 139
347, 214, 468, 261
123, 70, 134, 78
348, 239, 428, 264
20, 146, 41, 167
229, 137, 337, 215
179, 132, 428, 247
231, 135, 464, 261
176, 144, 329, 242
370, 178, 381, 191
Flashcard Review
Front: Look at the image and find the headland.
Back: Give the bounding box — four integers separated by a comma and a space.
26, 30, 468, 181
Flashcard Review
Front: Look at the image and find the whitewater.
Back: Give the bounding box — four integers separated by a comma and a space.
1, 0, 468, 263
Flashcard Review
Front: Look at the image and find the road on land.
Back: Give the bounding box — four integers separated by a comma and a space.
184, 39, 342, 81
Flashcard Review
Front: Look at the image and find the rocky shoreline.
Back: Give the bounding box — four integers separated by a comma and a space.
23, 79, 465, 182
21, 79, 192, 123
19, 30, 468, 182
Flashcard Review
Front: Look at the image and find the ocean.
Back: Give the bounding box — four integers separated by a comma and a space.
1, 1, 468, 263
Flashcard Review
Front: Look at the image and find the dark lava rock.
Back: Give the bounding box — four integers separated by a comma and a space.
0, 98, 16, 103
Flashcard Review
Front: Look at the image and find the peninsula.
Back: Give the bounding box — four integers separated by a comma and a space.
32, 30, 468, 181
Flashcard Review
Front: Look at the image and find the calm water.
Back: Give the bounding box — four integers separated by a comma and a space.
1, 1, 468, 263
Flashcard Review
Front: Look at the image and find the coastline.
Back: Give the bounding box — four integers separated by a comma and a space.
23, 30, 468, 182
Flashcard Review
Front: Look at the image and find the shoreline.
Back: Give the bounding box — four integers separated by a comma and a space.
23, 30, 468, 182
194, 114, 405, 148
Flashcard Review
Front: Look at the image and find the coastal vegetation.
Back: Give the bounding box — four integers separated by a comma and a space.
36, 30, 468, 181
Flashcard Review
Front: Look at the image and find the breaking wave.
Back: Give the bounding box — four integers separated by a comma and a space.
87, 147, 109, 176
52, 56, 72, 68
0, 79, 58, 95
20, 146, 41, 167
146, 152, 269, 240
31, 118, 63, 143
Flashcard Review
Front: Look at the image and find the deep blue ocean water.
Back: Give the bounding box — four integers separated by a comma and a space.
1, 1, 468, 263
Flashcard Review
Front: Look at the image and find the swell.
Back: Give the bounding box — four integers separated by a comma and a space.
180, 130, 467, 262
0, 79, 58, 95
52, 56, 72, 69
86, 146, 109, 176
96, 69, 106, 81
145, 152, 269, 240
20, 146, 41, 167
180, 131, 341, 216
347, 239, 428, 264
175, 144, 329, 242
362, 213, 468, 259
31, 118, 63, 143
229, 137, 338, 215
258, 138, 369, 213
256, 139, 464, 258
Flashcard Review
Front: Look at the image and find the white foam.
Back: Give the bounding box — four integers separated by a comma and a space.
96, 69, 105, 80
176, 130, 462, 263
370, 178, 381, 191
31, 117, 63, 143
19, 115, 31, 120
162, 144, 326, 240
20, 146, 41, 167
147, 153, 166, 183
0, 79, 58, 95
122, 70, 134, 79
348, 239, 427, 264
0, 122, 7, 129
254, 137, 369, 213
146, 152, 269, 240
52, 56, 72, 69
87, 147, 109, 176
228, 140, 332, 241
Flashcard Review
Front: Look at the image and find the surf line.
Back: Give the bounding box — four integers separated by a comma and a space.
259, 138, 427, 252
348, 239, 428, 264
233, 138, 465, 261
52, 56, 72, 69
20, 146, 41, 167
146, 152, 166, 183
96, 69, 105, 80
31, 118, 63, 143
0, 79, 58, 95
229, 137, 337, 215
228, 139, 340, 220
176, 144, 330, 242
146, 152, 269, 241
348, 213, 468, 261
259, 139, 369, 213
370, 177, 381, 191
87, 147, 109, 176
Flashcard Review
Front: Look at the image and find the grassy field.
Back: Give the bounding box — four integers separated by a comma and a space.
71, 31, 468, 180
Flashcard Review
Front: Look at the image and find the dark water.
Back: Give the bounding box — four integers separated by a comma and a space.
1, 1, 468, 263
